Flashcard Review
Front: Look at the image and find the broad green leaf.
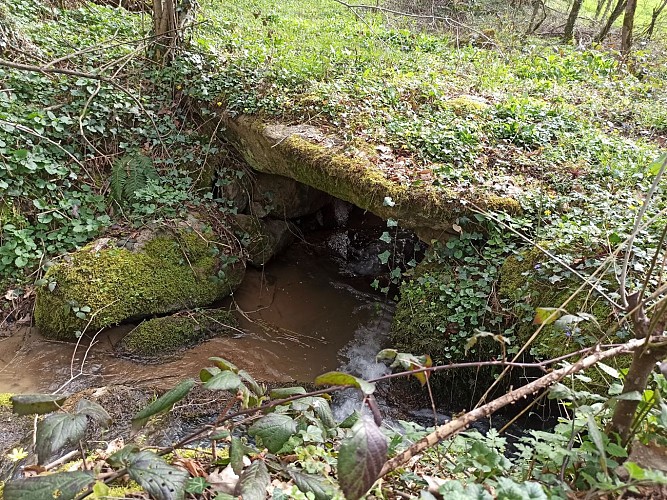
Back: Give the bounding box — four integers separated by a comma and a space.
107, 444, 141, 468
596, 362, 620, 379
648, 153, 667, 176
36, 413, 88, 464
132, 378, 196, 429
125, 450, 189, 500
606, 442, 628, 458
375, 349, 398, 363
3, 471, 95, 500
248, 414, 297, 453
314, 371, 375, 395
235, 460, 270, 500
612, 391, 643, 401
185, 477, 209, 495
270, 386, 306, 399
200, 366, 221, 382
75, 399, 111, 428
532, 307, 563, 325
203, 371, 242, 391
230, 436, 245, 475
378, 250, 391, 265
238, 370, 264, 396
92, 480, 111, 498
337, 415, 387, 500
290, 470, 335, 500
339, 410, 361, 428
438, 481, 492, 500
586, 414, 607, 473
208, 356, 239, 373
311, 397, 336, 430
11, 394, 67, 415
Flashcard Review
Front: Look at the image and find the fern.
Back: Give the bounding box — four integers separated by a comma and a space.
110, 153, 158, 207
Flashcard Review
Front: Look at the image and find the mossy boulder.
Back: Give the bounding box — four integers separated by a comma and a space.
34, 224, 245, 341
232, 214, 294, 266
116, 309, 238, 361
498, 245, 628, 386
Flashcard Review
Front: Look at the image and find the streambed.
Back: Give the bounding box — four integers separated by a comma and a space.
0, 238, 393, 395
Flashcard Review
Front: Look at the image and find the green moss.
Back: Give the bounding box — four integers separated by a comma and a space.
499, 246, 629, 386
0, 393, 12, 407
34, 228, 245, 341
117, 309, 238, 360
445, 95, 490, 116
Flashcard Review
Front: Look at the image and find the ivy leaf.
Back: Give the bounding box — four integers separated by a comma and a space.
125, 450, 189, 500
203, 370, 242, 391
377, 250, 391, 265
314, 371, 375, 395
36, 413, 88, 464
248, 414, 297, 453
532, 307, 563, 325
11, 394, 67, 415
235, 460, 270, 500
107, 444, 141, 468
337, 415, 387, 500
379, 231, 392, 243
132, 378, 196, 429
75, 399, 111, 428
289, 470, 335, 500
3, 471, 95, 500
185, 477, 209, 495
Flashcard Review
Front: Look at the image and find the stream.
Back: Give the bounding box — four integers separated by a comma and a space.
0, 230, 395, 397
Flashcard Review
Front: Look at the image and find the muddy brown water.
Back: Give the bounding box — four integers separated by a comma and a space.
0, 241, 390, 395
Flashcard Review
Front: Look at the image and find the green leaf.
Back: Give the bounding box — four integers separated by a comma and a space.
107, 444, 141, 468
379, 232, 392, 243
203, 371, 242, 391
289, 470, 335, 500
208, 356, 239, 373
235, 460, 270, 500
337, 415, 387, 500
314, 371, 375, 395
586, 414, 607, 472
248, 414, 297, 453
75, 399, 111, 428
3, 471, 95, 500
238, 370, 264, 396
648, 153, 667, 176
311, 397, 336, 429
185, 477, 209, 495
125, 450, 189, 500
11, 394, 67, 415
132, 378, 196, 429
624, 461, 646, 480
339, 410, 361, 428
199, 366, 221, 382
532, 307, 563, 325
596, 362, 620, 379
36, 413, 88, 464
377, 250, 391, 265
606, 442, 628, 458
269, 386, 306, 399
375, 349, 398, 363
230, 436, 245, 475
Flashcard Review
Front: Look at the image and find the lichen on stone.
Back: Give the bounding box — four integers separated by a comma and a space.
34, 223, 245, 341
116, 309, 238, 361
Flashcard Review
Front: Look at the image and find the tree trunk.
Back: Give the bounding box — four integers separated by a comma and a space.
594, 0, 627, 42
152, 0, 178, 63
646, 0, 667, 39
564, 0, 584, 41
621, 0, 638, 54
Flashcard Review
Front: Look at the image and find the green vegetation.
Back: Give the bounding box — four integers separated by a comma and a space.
3, 0, 667, 498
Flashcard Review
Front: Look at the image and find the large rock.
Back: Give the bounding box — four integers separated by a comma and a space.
34, 221, 245, 341
116, 309, 238, 362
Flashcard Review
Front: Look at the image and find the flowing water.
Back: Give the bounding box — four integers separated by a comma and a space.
0, 238, 394, 395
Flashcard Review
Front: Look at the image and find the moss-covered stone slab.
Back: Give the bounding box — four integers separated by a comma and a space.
34, 224, 245, 341
116, 310, 238, 362
219, 114, 521, 241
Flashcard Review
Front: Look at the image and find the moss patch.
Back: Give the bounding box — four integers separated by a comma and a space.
34, 227, 245, 341
116, 309, 238, 361
0, 393, 11, 408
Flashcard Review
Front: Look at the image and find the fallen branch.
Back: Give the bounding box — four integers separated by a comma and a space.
379, 337, 656, 477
